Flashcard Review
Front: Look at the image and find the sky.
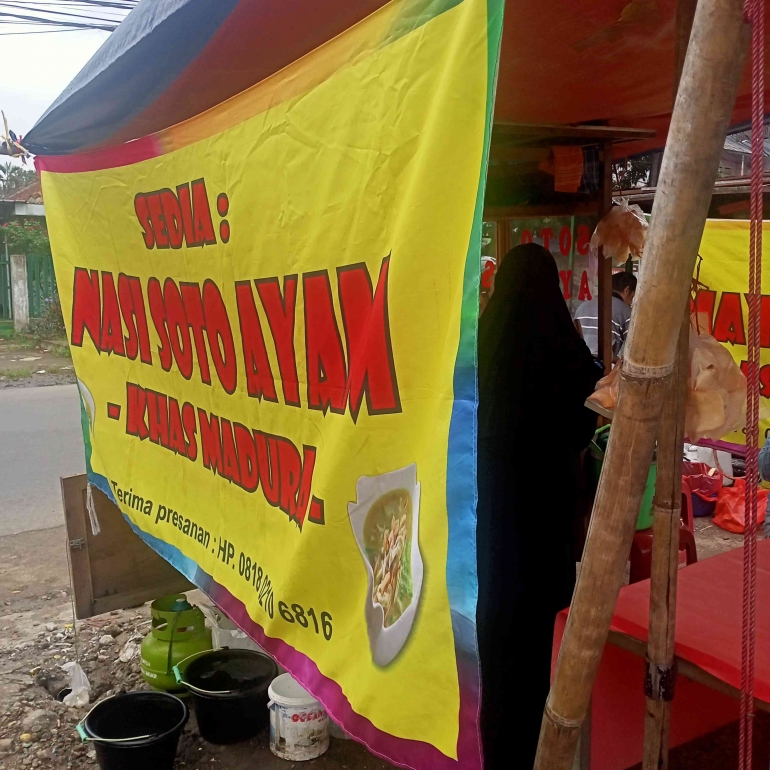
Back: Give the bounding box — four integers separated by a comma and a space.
0, 28, 110, 164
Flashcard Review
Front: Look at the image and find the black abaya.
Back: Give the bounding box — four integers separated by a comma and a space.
476, 244, 601, 769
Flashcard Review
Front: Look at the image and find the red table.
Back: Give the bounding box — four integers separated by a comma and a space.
553, 540, 770, 769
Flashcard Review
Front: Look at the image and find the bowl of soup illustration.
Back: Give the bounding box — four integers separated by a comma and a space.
348, 464, 422, 666
77, 378, 95, 433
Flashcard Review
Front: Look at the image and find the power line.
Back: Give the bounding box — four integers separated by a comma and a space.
0, 0, 138, 32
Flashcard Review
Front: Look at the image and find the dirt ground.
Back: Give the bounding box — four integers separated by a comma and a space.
0, 336, 76, 390
0, 528, 393, 770
0, 450, 758, 769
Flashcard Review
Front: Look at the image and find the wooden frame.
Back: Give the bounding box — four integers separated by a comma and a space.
62, 474, 193, 619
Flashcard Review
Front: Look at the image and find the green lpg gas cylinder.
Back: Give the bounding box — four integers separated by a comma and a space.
141, 595, 212, 694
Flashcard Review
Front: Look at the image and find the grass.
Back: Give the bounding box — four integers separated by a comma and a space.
0, 331, 71, 358
0, 365, 74, 381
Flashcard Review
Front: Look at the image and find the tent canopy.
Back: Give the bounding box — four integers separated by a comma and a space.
23, 0, 762, 157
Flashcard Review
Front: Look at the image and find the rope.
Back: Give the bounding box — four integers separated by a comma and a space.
740, 0, 764, 767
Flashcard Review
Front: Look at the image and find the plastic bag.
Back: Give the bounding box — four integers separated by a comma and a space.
589, 199, 648, 266
686, 327, 747, 442
60, 661, 91, 707
588, 361, 621, 410
683, 460, 723, 517
713, 478, 769, 534
682, 460, 723, 501
200, 604, 269, 654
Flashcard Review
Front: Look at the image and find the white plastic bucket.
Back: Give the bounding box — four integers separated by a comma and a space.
268, 674, 329, 760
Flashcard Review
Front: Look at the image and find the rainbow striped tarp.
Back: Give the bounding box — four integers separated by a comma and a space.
38, 1, 504, 768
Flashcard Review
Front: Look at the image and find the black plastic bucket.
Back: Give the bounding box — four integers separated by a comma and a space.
183, 649, 278, 744
81, 691, 188, 770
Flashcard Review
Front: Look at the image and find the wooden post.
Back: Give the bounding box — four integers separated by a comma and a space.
533, 2, 749, 768
598, 142, 614, 373
642, 1, 697, 766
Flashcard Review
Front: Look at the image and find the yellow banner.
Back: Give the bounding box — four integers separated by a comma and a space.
39, 0, 503, 767
696, 219, 770, 447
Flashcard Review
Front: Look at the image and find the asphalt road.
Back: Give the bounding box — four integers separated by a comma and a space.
0, 384, 85, 536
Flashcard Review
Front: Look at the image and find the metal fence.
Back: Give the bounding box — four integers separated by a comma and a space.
26, 253, 57, 318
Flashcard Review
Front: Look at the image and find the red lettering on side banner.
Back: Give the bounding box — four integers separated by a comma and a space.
576, 224, 590, 256
337, 257, 401, 422
126, 383, 197, 460
191, 179, 216, 246
160, 190, 184, 249
177, 183, 196, 247
182, 403, 198, 461
255, 432, 280, 507
578, 270, 592, 301
234, 423, 259, 493
521, 229, 532, 244
203, 280, 237, 395
71, 268, 101, 349
126, 383, 149, 440
180, 283, 211, 385
692, 290, 716, 334
713, 292, 746, 345
558, 270, 572, 300
221, 418, 241, 485
257, 277, 300, 407
100, 272, 125, 357
277, 437, 301, 520
199, 410, 223, 476
743, 294, 770, 349
235, 281, 277, 402
295, 446, 318, 528
164, 279, 193, 379
559, 226, 571, 256
741, 361, 770, 398
134, 180, 220, 249
147, 390, 169, 448
124, 385, 324, 527
541, 227, 553, 252
118, 274, 152, 364
304, 272, 347, 414
134, 195, 154, 249
168, 397, 186, 456
146, 193, 169, 248
148, 278, 173, 371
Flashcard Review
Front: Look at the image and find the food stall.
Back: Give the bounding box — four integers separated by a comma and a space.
17, 1, 770, 769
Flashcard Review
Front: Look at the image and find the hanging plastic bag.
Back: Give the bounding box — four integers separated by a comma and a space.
588, 360, 621, 410
589, 199, 648, 266
685, 327, 747, 442
60, 661, 91, 707
713, 478, 769, 534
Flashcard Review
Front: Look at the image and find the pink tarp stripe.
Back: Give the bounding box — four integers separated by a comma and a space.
36, 135, 164, 174
693, 437, 746, 457
204, 579, 480, 770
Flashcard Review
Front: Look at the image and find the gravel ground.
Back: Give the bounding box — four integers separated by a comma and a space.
0, 528, 392, 770
0, 338, 75, 390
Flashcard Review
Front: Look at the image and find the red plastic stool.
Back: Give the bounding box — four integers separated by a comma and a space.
628, 482, 698, 585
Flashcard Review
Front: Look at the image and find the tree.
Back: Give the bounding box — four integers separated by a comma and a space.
1, 219, 50, 255
612, 155, 653, 191
0, 162, 36, 198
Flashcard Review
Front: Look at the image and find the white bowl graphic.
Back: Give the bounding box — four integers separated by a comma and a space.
348, 464, 423, 667
77, 378, 96, 433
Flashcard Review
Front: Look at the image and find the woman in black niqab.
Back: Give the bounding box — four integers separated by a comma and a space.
476, 243, 601, 769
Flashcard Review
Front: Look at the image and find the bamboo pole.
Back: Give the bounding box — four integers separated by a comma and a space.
533, 2, 750, 768
642, 1, 697, 766
642, 318, 689, 769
